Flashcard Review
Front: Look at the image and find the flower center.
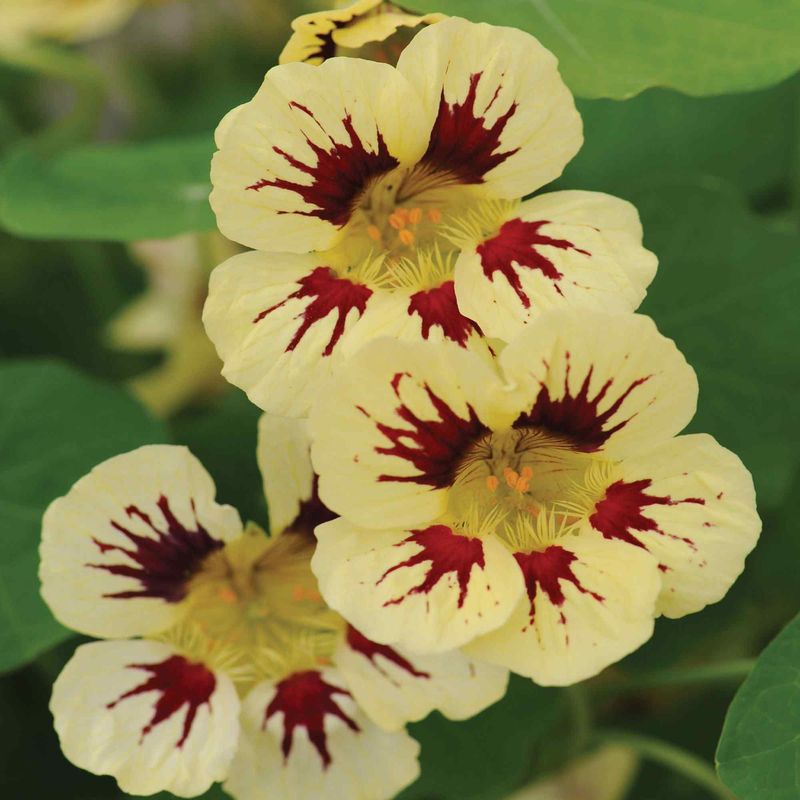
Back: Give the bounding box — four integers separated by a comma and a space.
340, 176, 510, 290
449, 427, 616, 552
157, 525, 342, 693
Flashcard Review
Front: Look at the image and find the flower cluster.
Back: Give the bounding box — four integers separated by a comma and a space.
40, 2, 761, 799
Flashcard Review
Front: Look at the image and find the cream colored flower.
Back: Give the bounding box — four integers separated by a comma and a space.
279, 0, 444, 66
108, 233, 237, 417
308, 310, 761, 685
41, 418, 506, 798
506, 745, 637, 800
207, 17, 656, 416
0, 0, 141, 47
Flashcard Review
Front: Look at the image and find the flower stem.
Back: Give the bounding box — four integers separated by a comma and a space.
0, 42, 106, 150
597, 658, 755, 694
595, 729, 735, 800
565, 683, 593, 757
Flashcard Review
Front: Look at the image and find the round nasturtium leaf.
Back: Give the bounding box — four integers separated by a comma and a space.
716, 612, 800, 799
0, 360, 168, 673
420, 0, 800, 99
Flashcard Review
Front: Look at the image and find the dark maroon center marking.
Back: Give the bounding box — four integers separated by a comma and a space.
408, 280, 482, 347
253, 266, 372, 357
107, 655, 216, 748
514, 546, 604, 627
346, 625, 430, 680
516, 353, 651, 451
289, 475, 337, 539
422, 72, 519, 184
264, 670, 360, 769
378, 524, 485, 608
374, 372, 487, 487
88, 496, 222, 603
589, 478, 704, 551
246, 107, 399, 228
477, 218, 591, 308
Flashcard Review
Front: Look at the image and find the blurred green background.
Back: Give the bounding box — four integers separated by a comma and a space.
0, 1, 798, 799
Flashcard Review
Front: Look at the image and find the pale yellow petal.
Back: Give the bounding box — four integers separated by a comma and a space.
51, 640, 240, 797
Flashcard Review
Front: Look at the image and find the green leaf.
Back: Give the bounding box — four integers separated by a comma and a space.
716, 611, 800, 799
0, 360, 168, 673
398, 676, 565, 800
170, 388, 266, 529
634, 180, 800, 508
421, 0, 800, 98
0, 134, 215, 241
560, 80, 799, 203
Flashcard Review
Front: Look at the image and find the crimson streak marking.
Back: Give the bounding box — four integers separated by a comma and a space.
107, 656, 216, 748
408, 280, 481, 347
89, 496, 222, 603
378, 525, 485, 608
346, 625, 430, 680
247, 110, 398, 227
590, 478, 704, 550
477, 218, 591, 307
514, 546, 604, 627
264, 671, 359, 769
375, 373, 487, 487
253, 267, 372, 356
516, 353, 651, 451
423, 72, 519, 184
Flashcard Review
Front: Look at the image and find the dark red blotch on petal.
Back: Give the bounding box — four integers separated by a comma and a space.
264, 670, 360, 769
590, 478, 703, 550
408, 280, 481, 347
107, 655, 216, 748
477, 218, 590, 308
346, 625, 430, 680
289, 475, 337, 539
514, 546, 603, 626
253, 266, 372, 357
247, 108, 399, 228
516, 353, 651, 451
423, 72, 519, 184
378, 524, 485, 609
89, 496, 222, 603
375, 372, 487, 487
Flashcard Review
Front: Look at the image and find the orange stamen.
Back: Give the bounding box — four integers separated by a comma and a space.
367, 225, 382, 242
389, 211, 407, 230
398, 229, 415, 246
516, 466, 533, 493
428, 208, 442, 223
217, 586, 238, 604
486, 475, 499, 493
408, 207, 423, 225
503, 467, 519, 489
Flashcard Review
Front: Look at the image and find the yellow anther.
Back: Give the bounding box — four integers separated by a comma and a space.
428, 207, 442, 223
367, 225, 382, 242
408, 207, 423, 225
486, 475, 499, 493
389, 211, 407, 230
398, 229, 415, 246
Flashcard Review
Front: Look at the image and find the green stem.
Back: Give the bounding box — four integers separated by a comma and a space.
565, 683, 593, 757
597, 658, 755, 694
0, 42, 106, 150
596, 729, 735, 800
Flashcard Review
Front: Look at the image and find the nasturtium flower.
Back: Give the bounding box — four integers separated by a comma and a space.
0, 0, 140, 47
40, 420, 506, 798
279, 0, 445, 66
308, 310, 761, 685
207, 16, 656, 415
109, 233, 236, 416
